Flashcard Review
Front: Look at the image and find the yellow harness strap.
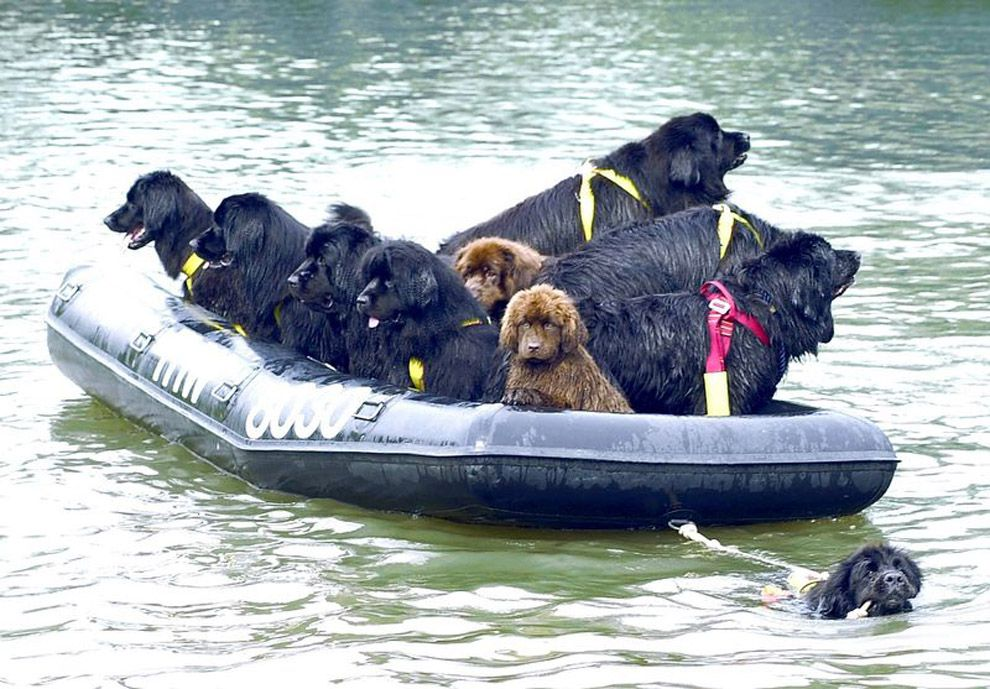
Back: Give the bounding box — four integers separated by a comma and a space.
408, 357, 426, 392
181, 252, 207, 295
713, 203, 763, 259
182, 252, 247, 337
407, 317, 490, 392
579, 162, 651, 243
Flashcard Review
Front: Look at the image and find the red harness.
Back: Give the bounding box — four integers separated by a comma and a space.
702, 280, 770, 373
700, 281, 771, 415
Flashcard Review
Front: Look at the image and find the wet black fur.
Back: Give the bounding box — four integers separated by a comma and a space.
189, 193, 340, 365
573, 232, 859, 414
539, 205, 783, 299
438, 113, 750, 256
287, 204, 381, 373
103, 170, 236, 315
356, 240, 499, 400
805, 543, 922, 619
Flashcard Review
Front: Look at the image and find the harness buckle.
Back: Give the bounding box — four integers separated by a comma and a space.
708, 297, 731, 315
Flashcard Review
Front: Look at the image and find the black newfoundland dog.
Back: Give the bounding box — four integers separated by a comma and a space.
190, 193, 342, 366
576, 232, 859, 414
805, 543, 922, 619
438, 112, 750, 256
103, 170, 236, 315
355, 240, 499, 400
287, 204, 381, 374
538, 204, 861, 304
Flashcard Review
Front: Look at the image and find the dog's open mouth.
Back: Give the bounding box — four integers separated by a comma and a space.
126, 223, 151, 250
206, 252, 234, 268
833, 276, 855, 298
304, 294, 335, 313
728, 153, 748, 171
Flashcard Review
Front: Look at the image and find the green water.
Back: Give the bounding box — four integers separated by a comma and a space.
2, 2, 989, 687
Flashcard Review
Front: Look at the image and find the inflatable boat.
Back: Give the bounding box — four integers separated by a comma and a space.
46, 265, 898, 529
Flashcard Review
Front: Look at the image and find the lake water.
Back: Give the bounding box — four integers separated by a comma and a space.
2, 2, 989, 687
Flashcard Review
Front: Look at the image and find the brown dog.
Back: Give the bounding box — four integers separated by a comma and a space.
500, 285, 632, 413
454, 237, 547, 322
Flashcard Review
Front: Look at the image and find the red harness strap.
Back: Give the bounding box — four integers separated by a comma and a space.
702, 280, 770, 374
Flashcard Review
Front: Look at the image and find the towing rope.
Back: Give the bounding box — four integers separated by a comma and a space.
669, 520, 828, 597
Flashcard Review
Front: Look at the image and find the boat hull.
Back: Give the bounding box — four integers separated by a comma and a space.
46, 265, 898, 529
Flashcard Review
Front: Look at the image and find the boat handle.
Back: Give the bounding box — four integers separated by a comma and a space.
353, 400, 386, 422
211, 382, 238, 403
129, 332, 155, 353
56, 283, 80, 303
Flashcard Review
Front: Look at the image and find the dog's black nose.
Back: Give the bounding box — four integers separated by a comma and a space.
103, 215, 114, 229
287, 272, 299, 288
356, 294, 368, 307
883, 571, 907, 587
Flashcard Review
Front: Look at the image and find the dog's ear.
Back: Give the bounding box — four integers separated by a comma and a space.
559, 306, 589, 354
228, 213, 266, 258
402, 264, 439, 310
452, 245, 470, 274
669, 147, 702, 186
499, 293, 526, 351
141, 182, 179, 235
499, 316, 521, 352
808, 579, 855, 619
890, 546, 923, 592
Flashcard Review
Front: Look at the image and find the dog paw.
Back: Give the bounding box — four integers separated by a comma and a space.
502, 388, 550, 407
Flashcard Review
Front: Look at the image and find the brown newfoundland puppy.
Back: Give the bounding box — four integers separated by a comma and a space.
103, 170, 236, 315
500, 285, 632, 413
576, 232, 859, 415
438, 112, 750, 256
805, 543, 922, 619
453, 237, 548, 322
355, 240, 499, 400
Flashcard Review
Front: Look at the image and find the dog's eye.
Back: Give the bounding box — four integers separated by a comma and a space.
316, 256, 326, 266
543, 322, 557, 331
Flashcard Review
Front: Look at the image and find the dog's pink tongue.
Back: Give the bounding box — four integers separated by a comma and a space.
368, 317, 379, 329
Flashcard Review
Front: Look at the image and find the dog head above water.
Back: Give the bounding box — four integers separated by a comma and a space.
104, 170, 215, 279
729, 232, 860, 359
640, 112, 750, 202
356, 240, 479, 328
500, 285, 588, 364
805, 543, 922, 619
190, 192, 307, 272
454, 237, 546, 317
288, 204, 377, 315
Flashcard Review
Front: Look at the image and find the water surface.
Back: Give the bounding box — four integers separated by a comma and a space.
2, 2, 989, 687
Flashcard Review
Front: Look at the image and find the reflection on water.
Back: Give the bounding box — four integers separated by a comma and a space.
2, 1, 989, 687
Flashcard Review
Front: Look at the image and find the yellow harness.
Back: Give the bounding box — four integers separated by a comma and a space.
712, 203, 763, 259
180, 252, 207, 296
578, 162, 651, 242
408, 317, 489, 392
181, 252, 248, 337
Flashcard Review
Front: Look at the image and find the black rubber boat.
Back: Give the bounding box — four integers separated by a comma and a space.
46, 264, 898, 529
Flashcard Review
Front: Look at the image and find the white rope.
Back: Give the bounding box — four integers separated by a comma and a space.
668, 520, 826, 584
